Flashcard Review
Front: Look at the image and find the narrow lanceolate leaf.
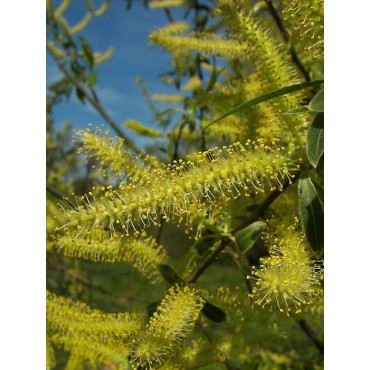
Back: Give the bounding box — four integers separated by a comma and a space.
235, 221, 266, 253
204, 80, 324, 128
201, 301, 226, 323
298, 178, 324, 254
158, 264, 184, 285
308, 89, 324, 112
307, 113, 324, 167
311, 178, 324, 207
193, 234, 219, 256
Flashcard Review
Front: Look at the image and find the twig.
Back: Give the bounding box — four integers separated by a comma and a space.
164, 8, 174, 23
295, 316, 324, 355
263, 0, 311, 82
188, 238, 228, 284
173, 120, 188, 160
47, 44, 139, 153
46, 184, 75, 208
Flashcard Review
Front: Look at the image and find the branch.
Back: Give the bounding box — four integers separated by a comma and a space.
263, 0, 311, 82
47, 44, 139, 153
188, 238, 228, 283
46, 184, 75, 208
295, 316, 324, 355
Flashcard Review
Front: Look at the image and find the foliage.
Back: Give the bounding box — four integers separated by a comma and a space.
47, 0, 324, 369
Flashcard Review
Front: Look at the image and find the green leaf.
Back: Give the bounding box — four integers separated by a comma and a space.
298, 178, 324, 254
201, 301, 226, 322
193, 235, 219, 256
75, 86, 86, 104
158, 264, 184, 285
206, 57, 222, 92
147, 301, 159, 318
80, 37, 94, 69
308, 89, 324, 112
311, 178, 324, 206
88, 72, 97, 87
204, 80, 324, 129
307, 113, 324, 167
235, 221, 266, 253
166, 132, 175, 160
253, 1, 268, 13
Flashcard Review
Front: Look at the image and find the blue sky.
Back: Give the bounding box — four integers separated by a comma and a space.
47, 1, 187, 148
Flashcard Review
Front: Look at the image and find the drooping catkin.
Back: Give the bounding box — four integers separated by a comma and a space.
56, 232, 169, 283
124, 119, 163, 138
216, 0, 308, 141
149, 26, 247, 60
46, 291, 143, 343
46, 291, 144, 368
129, 285, 204, 369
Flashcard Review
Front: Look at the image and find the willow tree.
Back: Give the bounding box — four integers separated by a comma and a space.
47, 0, 324, 368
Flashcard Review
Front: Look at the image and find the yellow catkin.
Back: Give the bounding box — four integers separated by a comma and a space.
93, 47, 114, 65
76, 128, 160, 181
151, 94, 185, 103
217, 0, 308, 142
69, 12, 92, 34
124, 119, 163, 137
130, 285, 204, 369
281, 0, 324, 60
54, 0, 72, 17
46, 41, 66, 58
248, 219, 323, 315
57, 139, 299, 240
94, 0, 109, 16
56, 232, 169, 283
149, 29, 247, 59
47, 291, 143, 369
181, 75, 203, 91
149, 0, 187, 9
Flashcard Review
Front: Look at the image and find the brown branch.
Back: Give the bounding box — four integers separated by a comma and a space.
164, 8, 174, 23
188, 238, 228, 284
263, 0, 311, 82
295, 316, 324, 355
47, 44, 139, 153
173, 120, 188, 161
